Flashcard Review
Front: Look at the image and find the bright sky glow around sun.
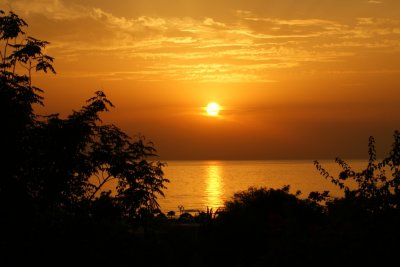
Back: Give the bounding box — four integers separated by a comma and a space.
3, 0, 400, 160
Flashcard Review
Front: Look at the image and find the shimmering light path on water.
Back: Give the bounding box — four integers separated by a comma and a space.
158, 160, 367, 213
205, 164, 224, 209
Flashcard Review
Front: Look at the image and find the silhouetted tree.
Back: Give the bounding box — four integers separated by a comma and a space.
0, 10, 52, 220
0, 10, 168, 226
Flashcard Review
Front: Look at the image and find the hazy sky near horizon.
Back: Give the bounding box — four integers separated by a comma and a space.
2, 0, 400, 159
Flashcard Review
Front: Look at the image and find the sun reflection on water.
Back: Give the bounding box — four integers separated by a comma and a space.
205, 163, 224, 209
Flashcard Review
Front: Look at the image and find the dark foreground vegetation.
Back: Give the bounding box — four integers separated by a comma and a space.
1, 10, 400, 266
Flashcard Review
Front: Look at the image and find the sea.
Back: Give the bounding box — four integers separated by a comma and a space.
158, 160, 367, 213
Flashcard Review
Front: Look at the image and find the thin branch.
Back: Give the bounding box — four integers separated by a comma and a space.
88, 173, 117, 200
2, 39, 8, 72
18, 61, 30, 73
28, 60, 32, 86
93, 172, 101, 185
0, 44, 3, 64
12, 37, 23, 75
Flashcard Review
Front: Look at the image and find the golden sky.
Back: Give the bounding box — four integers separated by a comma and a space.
2, 0, 400, 159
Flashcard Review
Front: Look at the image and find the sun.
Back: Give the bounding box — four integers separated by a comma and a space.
206, 102, 221, 116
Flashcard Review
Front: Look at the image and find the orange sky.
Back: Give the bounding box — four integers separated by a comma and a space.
2, 0, 400, 160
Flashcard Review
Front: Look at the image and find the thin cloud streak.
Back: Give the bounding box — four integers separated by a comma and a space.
3, 0, 400, 82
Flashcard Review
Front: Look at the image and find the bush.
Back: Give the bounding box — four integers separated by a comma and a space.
217, 186, 324, 236
314, 131, 400, 215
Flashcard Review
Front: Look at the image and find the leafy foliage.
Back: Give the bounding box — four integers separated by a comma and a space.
0, 10, 168, 225
314, 131, 400, 214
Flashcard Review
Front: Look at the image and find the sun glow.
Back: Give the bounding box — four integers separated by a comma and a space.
206, 102, 220, 116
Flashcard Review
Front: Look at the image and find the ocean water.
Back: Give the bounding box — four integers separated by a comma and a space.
158, 160, 367, 213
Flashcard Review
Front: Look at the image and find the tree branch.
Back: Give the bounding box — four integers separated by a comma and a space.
88, 173, 116, 201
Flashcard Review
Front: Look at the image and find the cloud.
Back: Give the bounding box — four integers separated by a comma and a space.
91, 8, 169, 33
1, 0, 87, 20
5, 1, 399, 82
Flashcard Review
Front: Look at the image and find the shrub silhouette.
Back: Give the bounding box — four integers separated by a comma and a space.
314, 131, 400, 215
310, 132, 400, 266
202, 186, 325, 266
217, 186, 324, 236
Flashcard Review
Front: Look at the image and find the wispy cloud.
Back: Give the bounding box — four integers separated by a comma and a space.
2, 0, 87, 20
3, 1, 399, 82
